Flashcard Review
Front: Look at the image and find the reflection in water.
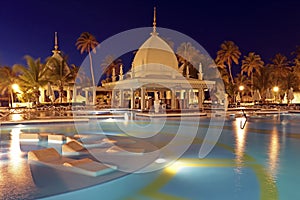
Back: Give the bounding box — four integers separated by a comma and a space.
268, 128, 280, 179
9, 128, 23, 172
0, 127, 37, 199
234, 117, 247, 173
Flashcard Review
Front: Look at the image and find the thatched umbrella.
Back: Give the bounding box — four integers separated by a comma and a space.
287, 88, 294, 104
265, 88, 274, 101
253, 89, 261, 102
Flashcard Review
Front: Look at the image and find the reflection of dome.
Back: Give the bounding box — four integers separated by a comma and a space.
131, 8, 179, 78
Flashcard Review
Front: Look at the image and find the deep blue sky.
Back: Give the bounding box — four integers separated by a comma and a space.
1, 0, 300, 73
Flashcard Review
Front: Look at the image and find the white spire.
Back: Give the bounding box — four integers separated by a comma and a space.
151, 7, 158, 35
52, 32, 61, 54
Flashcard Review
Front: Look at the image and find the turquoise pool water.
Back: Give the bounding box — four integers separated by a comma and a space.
1, 114, 300, 199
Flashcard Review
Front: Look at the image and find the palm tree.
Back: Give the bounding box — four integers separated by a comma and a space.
292, 46, 300, 88
253, 65, 272, 102
101, 55, 122, 81
234, 74, 251, 102
46, 57, 73, 103
216, 41, 241, 84
268, 53, 291, 86
13, 55, 49, 105
267, 54, 291, 101
241, 52, 264, 97
0, 66, 19, 107
76, 32, 99, 105
176, 42, 201, 78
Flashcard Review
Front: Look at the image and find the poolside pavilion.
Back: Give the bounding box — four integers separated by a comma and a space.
37, 8, 215, 111
92, 8, 215, 111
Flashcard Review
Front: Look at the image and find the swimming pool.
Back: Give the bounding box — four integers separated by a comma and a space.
0, 114, 300, 199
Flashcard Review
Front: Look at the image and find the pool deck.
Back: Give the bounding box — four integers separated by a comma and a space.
135, 112, 207, 118
1, 107, 300, 126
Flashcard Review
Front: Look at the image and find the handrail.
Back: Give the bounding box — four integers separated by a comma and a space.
240, 109, 247, 129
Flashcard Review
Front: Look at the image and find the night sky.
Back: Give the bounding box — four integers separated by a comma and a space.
1, 0, 300, 75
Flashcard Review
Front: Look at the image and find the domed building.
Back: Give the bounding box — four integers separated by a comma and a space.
100, 8, 215, 111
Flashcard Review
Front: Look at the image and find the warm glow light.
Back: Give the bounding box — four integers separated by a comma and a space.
268, 129, 280, 178
239, 85, 244, 91
9, 128, 23, 171
11, 114, 23, 121
234, 117, 247, 173
12, 83, 21, 93
273, 86, 279, 92
165, 161, 185, 174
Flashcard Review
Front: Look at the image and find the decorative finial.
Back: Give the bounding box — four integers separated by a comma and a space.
151, 7, 158, 35
52, 32, 61, 54
54, 32, 58, 50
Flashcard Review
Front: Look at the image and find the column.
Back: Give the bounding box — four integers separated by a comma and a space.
39, 88, 45, 103
111, 90, 115, 107
160, 91, 164, 99
73, 87, 77, 102
119, 89, 124, 107
67, 87, 71, 103
130, 89, 134, 109
85, 90, 89, 105
171, 89, 176, 109
141, 87, 145, 110
186, 89, 190, 109
198, 88, 203, 110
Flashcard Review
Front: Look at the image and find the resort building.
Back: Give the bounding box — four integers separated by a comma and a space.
98, 8, 215, 111
38, 8, 215, 111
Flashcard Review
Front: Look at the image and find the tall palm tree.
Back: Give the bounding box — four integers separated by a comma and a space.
101, 55, 122, 81
76, 32, 99, 105
176, 42, 201, 78
13, 55, 49, 105
216, 41, 241, 84
253, 65, 273, 101
234, 74, 251, 100
241, 52, 264, 97
46, 57, 73, 103
268, 53, 291, 86
292, 46, 300, 87
0, 66, 19, 107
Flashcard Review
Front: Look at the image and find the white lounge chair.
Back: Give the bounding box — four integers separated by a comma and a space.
48, 134, 66, 144
19, 133, 40, 142
63, 158, 116, 177
62, 140, 88, 155
105, 145, 144, 155
28, 148, 117, 177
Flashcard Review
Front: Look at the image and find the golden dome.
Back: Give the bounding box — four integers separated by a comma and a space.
132, 33, 179, 78
131, 7, 179, 78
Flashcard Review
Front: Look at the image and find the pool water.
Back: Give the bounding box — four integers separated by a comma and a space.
1, 114, 300, 199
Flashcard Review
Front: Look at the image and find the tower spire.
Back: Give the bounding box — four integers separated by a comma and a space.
52, 32, 61, 54
152, 7, 158, 35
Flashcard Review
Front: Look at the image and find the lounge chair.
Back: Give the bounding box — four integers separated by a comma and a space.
48, 134, 66, 144
105, 145, 144, 155
66, 135, 115, 148
62, 140, 88, 155
28, 148, 117, 177
63, 158, 116, 177
62, 139, 144, 156
19, 133, 40, 142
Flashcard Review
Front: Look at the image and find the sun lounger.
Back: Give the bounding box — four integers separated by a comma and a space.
28, 148, 117, 177
19, 133, 40, 142
48, 134, 66, 144
105, 145, 144, 155
62, 140, 88, 155
107, 136, 137, 145
63, 158, 117, 177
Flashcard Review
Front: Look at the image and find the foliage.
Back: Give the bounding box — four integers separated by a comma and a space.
216, 41, 241, 84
